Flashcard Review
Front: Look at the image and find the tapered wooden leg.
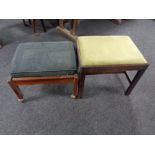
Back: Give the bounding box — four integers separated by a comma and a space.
125, 68, 147, 95
40, 19, 46, 32
71, 76, 78, 98
78, 74, 85, 98
8, 80, 24, 102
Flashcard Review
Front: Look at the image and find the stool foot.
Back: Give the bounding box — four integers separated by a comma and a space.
125, 68, 147, 95
18, 98, 24, 103
8, 78, 24, 102
70, 94, 76, 99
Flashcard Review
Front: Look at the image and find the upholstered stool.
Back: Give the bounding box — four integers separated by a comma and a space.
77, 36, 149, 98
8, 41, 78, 102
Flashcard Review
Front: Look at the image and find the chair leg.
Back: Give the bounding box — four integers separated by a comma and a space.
55, 19, 59, 26
78, 74, 85, 98
8, 80, 24, 102
0, 41, 2, 49
32, 19, 36, 34
70, 19, 78, 35
125, 68, 147, 95
59, 19, 64, 28
22, 19, 28, 27
40, 19, 46, 32
28, 19, 32, 25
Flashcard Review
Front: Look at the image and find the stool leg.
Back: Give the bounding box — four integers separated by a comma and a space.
78, 74, 85, 98
71, 77, 78, 98
8, 80, 24, 102
125, 68, 147, 95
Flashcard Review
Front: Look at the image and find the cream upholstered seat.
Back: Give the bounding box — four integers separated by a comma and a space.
77, 36, 147, 67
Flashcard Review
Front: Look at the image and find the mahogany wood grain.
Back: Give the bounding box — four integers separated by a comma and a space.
8, 74, 78, 102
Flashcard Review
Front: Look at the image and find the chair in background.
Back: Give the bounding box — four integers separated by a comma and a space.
56, 19, 124, 42
56, 19, 79, 42
22, 19, 46, 34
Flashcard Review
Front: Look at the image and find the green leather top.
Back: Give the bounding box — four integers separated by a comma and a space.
10, 41, 77, 78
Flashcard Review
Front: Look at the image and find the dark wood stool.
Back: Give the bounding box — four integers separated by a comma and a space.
77, 36, 149, 98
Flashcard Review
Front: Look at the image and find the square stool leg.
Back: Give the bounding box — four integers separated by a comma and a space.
78, 73, 85, 98
71, 76, 79, 98
125, 67, 148, 95
8, 78, 24, 102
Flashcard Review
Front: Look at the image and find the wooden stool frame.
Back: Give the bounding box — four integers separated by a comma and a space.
76, 44, 149, 98
8, 74, 78, 102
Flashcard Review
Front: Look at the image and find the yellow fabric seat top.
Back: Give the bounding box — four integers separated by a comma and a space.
77, 36, 147, 67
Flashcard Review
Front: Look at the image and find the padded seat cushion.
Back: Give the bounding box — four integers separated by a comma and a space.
10, 41, 77, 78
77, 36, 147, 67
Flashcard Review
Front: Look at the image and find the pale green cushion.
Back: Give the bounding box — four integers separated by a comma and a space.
77, 36, 147, 67
10, 41, 77, 78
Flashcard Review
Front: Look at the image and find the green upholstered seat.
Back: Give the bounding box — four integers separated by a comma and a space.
77, 36, 148, 67
10, 41, 77, 78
